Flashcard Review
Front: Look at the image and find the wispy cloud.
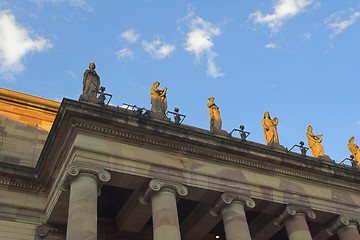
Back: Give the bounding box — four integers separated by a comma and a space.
249, 0, 315, 33
324, 11, 360, 38
302, 32, 311, 41
116, 48, 133, 60
265, 43, 278, 49
120, 29, 140, 43
184, 15, 224, 78
142, 38, 175, 60
0, 10, 52, 80
30, 0, 94, 12
353, 121, 360, 128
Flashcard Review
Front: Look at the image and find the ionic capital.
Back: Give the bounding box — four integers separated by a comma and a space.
210, 192, 255, 217
327, 214, 360, 235
139, 179, 188, 205
36, 224, 64, 239
59, 162, 111, 196
274, 205, 316, 227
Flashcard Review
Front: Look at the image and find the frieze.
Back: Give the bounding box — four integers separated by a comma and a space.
72, 121, 360, 192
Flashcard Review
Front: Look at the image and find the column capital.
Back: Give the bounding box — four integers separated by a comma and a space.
36, 223, 65, 239
59, 162, 111, 195
139, 179, 188, 205
327, 214, 360, 235
210, 192, 255, 217
274, 205, 316, 227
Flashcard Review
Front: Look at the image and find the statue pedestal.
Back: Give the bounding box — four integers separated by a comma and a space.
267, 143, 287, 152
211, 128, 228, 137
318, 155, 334, 164
151, 112, 170, 122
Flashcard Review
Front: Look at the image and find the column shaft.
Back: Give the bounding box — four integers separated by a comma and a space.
285, 213, 312, 240
66, 173, 98, 240
338, 224, 360, 240
152, 189, 181, 240
222, 201, 252, 240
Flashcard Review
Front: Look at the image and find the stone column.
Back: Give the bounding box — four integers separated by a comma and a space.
210, 193, 255, 240
60, 163, 111, 240
274, 205, 316, 240
139, 179, 188, 240
327, 214, 360, 240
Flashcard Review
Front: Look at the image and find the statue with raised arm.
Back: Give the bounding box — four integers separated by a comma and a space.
150, 81, 167, 116
306, 125, 324, 158
80, 63, 100, 103
207, 97, 222, 132
262, 111, 279, 145
348, 136, 360, 167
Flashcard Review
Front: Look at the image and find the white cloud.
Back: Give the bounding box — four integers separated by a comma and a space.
120, 29, 140, 43
116, 48, 133, 60
302, 32, 311, 41
0, 10, 52, 80
324, 11, 360, 38
30, 0, 94, 12
206, 52, 224, 78
353, 121, 360, 128
250, 0, 314, 32
265, 43, 277, 49
184, 16, 224, 78
142, 39, 175, 60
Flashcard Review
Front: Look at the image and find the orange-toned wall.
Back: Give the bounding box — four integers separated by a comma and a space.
0, 88, 60, 167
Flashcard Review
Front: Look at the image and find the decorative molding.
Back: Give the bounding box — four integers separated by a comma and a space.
327, 214, 360, 235
210, 192, 255, 217
139, 179, 188, 205
59, 162, 111, 196
274, 205, 316, 227
72, 121, 360, 192
0, 178, 43, 192
36, 224, 64, 239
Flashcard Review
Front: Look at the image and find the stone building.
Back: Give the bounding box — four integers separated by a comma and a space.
0, 87, 359, 240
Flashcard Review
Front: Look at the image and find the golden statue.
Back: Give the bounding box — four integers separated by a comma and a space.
306, 125, 324, 158
150, 81, 167, 115
262, 111, 279, 145
348, 136, 360, 167
207, 97, 222, 132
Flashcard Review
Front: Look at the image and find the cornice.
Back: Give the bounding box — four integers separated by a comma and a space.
72, 121, 360, 192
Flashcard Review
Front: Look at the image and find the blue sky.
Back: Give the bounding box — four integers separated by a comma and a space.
1, 0, 360, 164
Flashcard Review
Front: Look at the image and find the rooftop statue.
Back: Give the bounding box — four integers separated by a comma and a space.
79, 63, 100, 103
262, 111, 279, 145
150, 81, 167, 118
207, 97, 222, 132
306, 125, 324, 158
348, 136, 360, 167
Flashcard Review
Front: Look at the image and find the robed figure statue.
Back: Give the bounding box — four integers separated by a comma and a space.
150, 81, 167, 116
262, 111, 279, 145
80, 63, 100, 103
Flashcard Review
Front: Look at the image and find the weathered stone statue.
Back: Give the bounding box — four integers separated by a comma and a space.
79, 63, 100, 103
150, 81, 167, 117
306, 125, 324, 158
262, 111, 279, 145
207, 97, 222, 132
348, 136, 360, 167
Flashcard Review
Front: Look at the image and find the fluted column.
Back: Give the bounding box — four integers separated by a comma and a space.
327, 214, 360, 240
210, 193, 255, 240
274, 205, 316, 240
60, 163, 111, 240
139, 179, 188, 240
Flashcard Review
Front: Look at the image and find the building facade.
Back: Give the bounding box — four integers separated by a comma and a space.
0, 88, 359, 240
